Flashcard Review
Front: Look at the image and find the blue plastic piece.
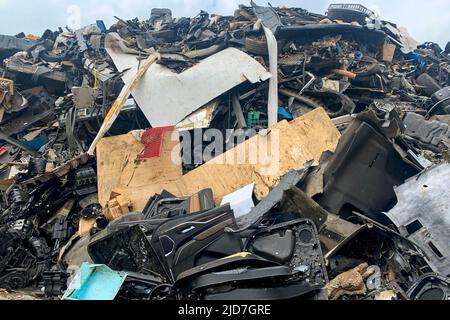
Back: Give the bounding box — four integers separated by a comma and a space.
405, 52, 426, 68
62, 263, 128, 300
96, 20, 107, 33
278, 106, 293, 121
18, 132, 48, 151
349, 51, 363, 70
335, 42, 344, 55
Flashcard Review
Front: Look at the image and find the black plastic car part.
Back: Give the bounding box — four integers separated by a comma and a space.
316, 119, 420, 220
117, 272, 163, 300
143, 189, 215, 219
245, 218, 328, 286
407, 274, 450, 300
150, 204, 242, 282
87, 225, 168, 281
175, 252, 325, 300
176, 253, 281, 283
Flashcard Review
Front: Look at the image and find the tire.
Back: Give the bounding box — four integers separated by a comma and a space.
244, 37, 284, 56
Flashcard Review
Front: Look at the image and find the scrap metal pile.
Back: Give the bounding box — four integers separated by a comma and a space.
1, 1, 449, 301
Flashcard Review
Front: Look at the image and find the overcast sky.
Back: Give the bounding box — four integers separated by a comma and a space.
0, 0, 448, 47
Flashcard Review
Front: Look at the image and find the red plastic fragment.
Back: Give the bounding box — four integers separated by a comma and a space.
0, 147, 8, 157
137, 126, 175, 160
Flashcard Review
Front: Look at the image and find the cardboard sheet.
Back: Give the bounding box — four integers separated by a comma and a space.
108, 108, 341, 210
96, 128, 182, 208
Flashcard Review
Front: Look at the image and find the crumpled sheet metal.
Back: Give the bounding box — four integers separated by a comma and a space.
385, 164, 450, 277
105, 33, 272, 128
